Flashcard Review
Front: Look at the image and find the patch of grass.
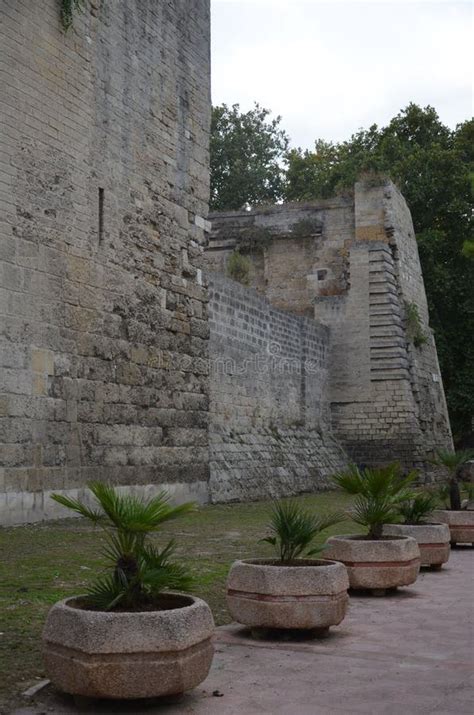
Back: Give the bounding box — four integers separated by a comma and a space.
0, 490, 359, 708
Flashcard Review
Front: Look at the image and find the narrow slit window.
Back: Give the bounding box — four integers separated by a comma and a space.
98, 187, 104, 243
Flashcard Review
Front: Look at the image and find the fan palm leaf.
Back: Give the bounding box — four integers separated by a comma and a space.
50, 483, 195, 611
432, 449, 474, 474
431, 449, 474, 509
334, 463, 417, 539
398, 492, 438, 525
261, 500, 343, 562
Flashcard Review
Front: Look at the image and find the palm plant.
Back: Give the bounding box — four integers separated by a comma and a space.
333, 463, 416, 539
398, 492, 438, 525
260, 500, 343, 563
431, 449, 474, 511
51, 483, 195, 611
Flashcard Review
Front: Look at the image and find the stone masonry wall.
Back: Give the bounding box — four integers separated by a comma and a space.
328, 181, 453, 470
207, 198, 354, 316
206, 179, 453, 474
0, 0, 211, 524
207, 273, 347, 502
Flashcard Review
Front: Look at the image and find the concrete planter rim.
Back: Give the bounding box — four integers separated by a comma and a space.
329, 534, 416, 544
236, 558, 342, 569
52, 591, 203, 617
386, 522, 446, 527
433, 508, 473, 514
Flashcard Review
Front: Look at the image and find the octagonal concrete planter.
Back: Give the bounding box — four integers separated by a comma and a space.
383, 523, 450, 568
432, 509, 474, 546
42, 593, 214, 699
226, 559, 349, 634
324, 535, 420, 593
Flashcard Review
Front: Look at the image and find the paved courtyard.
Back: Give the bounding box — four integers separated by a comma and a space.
14, 548, 473, 715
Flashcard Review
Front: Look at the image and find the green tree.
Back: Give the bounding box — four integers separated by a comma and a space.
210, 103, 289, 211
454, 118, 474, 258
285, 105, 474, 442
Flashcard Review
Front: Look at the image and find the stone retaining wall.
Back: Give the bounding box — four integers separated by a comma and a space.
207, 273, 348, 502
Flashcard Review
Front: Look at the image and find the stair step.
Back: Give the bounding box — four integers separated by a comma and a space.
369, 284, 398, 296
370, 326, 405, 338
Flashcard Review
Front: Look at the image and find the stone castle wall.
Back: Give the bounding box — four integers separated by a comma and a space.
327, 181, 453, 468
206, 197, 354, 316
206, 178, 453, 472
0, 3, 453, 524
0, 0, 211, 524
207, 273, 347, 502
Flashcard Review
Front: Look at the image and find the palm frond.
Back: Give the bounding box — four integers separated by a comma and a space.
50, 483, 194, 611
50, 492, 104, 523
101, 530, 144, 566
141, 562, 194, 594
432, 449, 474, 474
351, 495, 401, 530
85, 573, 127, 611
313, 511, 346, 533
398, 492, 438, 524
333, 464, 365, 495
261, 500, 343, 562
334, 462, 417, 538
87, 482, 196, 533
140, 541, 194, 593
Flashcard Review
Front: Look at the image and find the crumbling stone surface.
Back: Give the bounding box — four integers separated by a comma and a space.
0, 0, 211, 524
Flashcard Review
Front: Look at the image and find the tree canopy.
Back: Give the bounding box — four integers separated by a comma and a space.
210, 103, 474, 442
210, 103, 289, 211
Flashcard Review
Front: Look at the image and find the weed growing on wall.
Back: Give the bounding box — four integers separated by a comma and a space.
60, 0, 85, 31
227, 250, 251, 285
239, 226, 273, 254
405, 301, 428, 348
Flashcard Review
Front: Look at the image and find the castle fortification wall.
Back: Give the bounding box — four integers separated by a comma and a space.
207, 273, 348, 502
328, 181, 453, 468
0, 0, 211, 524
206, 179, 453, 473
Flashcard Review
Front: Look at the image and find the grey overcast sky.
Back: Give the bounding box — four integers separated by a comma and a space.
211, 0, 473, 150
